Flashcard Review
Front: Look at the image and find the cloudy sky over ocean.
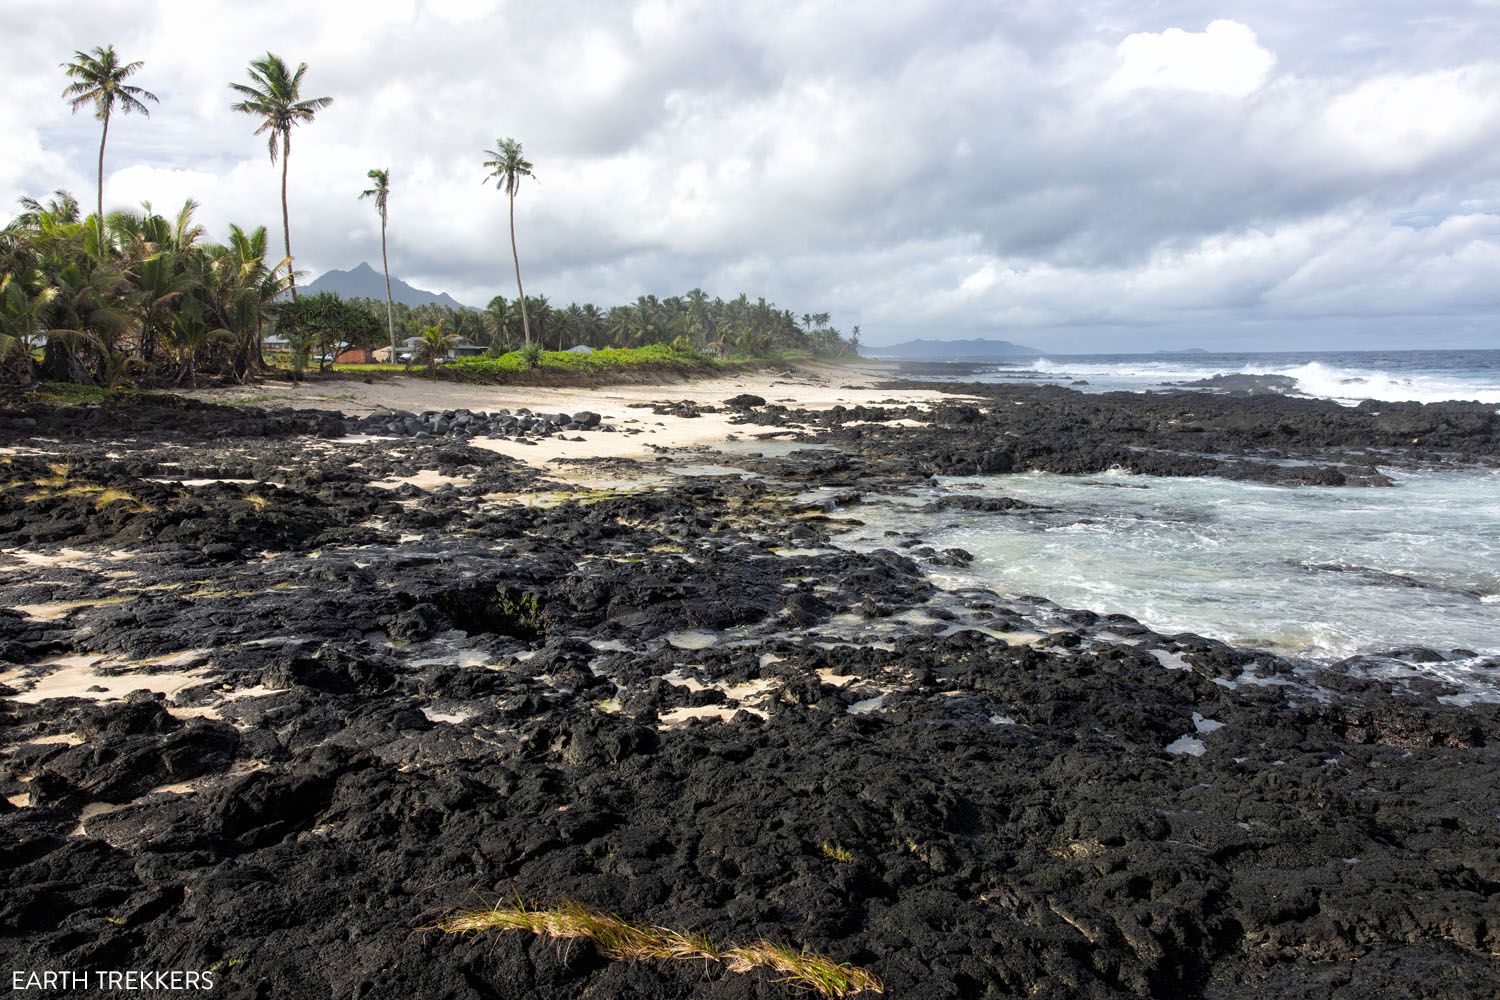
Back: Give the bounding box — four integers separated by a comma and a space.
7, 1, 1500, 350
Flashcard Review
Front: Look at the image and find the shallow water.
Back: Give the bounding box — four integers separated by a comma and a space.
850, 468, 1500, 662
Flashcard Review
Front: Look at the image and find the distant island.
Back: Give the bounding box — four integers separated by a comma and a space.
872, 337, 1043, 360
305, 261, 476, 311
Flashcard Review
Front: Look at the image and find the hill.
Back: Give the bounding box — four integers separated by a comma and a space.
304, 262, 475, 310
872, 337, 1044, 360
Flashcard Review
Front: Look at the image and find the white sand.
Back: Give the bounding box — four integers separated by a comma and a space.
187, 362, 967, 470
369, 470, 475, 491
0, 654, 211, 704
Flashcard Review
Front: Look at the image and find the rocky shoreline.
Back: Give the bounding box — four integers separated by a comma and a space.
2, 383, 1497, 998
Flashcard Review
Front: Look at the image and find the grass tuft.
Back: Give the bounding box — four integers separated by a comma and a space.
93, 487, 144, 510
820, 842, 855, 864
438, 897, 882, 996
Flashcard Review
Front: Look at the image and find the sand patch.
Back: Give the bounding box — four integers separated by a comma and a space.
658, 704, 769, 727
0, 654, 210, 704
11, 596, 132, 621
370, 470, 474, 490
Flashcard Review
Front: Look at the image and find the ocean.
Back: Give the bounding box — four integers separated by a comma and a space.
856, 349, 1500, 699
886, 348, 1500, 405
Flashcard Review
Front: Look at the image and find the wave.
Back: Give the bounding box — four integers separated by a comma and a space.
1249, 361, 1500, 406
1018, 357, 1500, 405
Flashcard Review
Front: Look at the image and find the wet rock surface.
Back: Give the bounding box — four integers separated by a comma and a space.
751, 382, 1500, 486
1, 387, 1498, 999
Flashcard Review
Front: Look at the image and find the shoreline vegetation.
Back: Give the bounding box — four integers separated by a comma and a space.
2, 45, 861, 393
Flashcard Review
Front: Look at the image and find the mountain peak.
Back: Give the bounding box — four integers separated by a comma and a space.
304, 263, 475, 310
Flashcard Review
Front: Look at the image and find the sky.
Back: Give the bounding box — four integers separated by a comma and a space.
6, 0, 1500, 352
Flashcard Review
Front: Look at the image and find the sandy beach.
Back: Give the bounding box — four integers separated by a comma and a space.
186, 361, 964, 467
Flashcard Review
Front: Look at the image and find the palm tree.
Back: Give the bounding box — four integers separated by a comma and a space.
413, 323, 457, 375
205, 223, 290, 375
481, 138, 535, 346
359, 168, 395, 359
579, 303, 604, 348
483, 294, 509, 347
61, 46, 158, 256
526, 294, 551, 350
229, 53, 332, 300
0, 273, 59, 385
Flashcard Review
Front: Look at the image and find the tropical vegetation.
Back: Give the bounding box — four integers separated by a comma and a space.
359, 168, 396, 358
229, 53, 332, 300
481, 138, 536, 347
0, 43, 861, 389
61, 45, 158, 257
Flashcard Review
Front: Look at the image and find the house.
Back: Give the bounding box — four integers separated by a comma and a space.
395, 336, 487, 363
336, 348, 380, 364
263, 334, 292, 355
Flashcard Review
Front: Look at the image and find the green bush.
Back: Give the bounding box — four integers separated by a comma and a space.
448, 343, 720, 381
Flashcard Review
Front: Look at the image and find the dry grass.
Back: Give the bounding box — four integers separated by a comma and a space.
820, 842, 855, 864
93, 487, 147, 510
438, 897, 883, 996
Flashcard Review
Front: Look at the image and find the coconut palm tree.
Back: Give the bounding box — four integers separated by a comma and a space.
359, 167, 395, 359
60, 46, 158, 256
205, 223, 290, 374
0, 272, 58, 385
483, 294, 510, 347
481, 138, 535, 346
229, 53, 332, 300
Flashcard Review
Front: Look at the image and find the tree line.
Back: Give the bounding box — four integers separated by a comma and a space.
355, 292, 860, 360
0, 44, 859, 387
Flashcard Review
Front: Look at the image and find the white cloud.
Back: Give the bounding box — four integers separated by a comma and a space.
1322, 68, 1500, 171
1106, 20, 1275, 98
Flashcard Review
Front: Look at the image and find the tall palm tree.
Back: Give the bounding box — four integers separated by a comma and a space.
359, 167, 395, 359
229, 53, 332, 300
481, 138, 535, 346
526, 294, 551, 351
61, 45, 158, 256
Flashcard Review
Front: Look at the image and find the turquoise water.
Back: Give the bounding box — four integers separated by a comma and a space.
851, 468, 1500, 662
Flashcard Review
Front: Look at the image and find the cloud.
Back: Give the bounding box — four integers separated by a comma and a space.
1106, 20, 1275, 98
5, 1, 1500, 350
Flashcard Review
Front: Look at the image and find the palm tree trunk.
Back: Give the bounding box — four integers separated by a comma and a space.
96, 109, 110, 258
380, 210, 395, 360
509, 189, 530, 347
281, 131, 297, 300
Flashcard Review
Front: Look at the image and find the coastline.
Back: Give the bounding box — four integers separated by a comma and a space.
2, 372, 1498, 998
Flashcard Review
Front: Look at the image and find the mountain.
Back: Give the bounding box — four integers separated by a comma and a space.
304, 262, 475, 310
871, 337, 1044, 360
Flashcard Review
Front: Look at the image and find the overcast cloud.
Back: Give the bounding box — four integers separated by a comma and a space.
6, 0, 1500, 351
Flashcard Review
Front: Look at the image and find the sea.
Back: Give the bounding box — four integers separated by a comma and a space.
887, 348, 1500, 405
862, 350, 1500, 699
